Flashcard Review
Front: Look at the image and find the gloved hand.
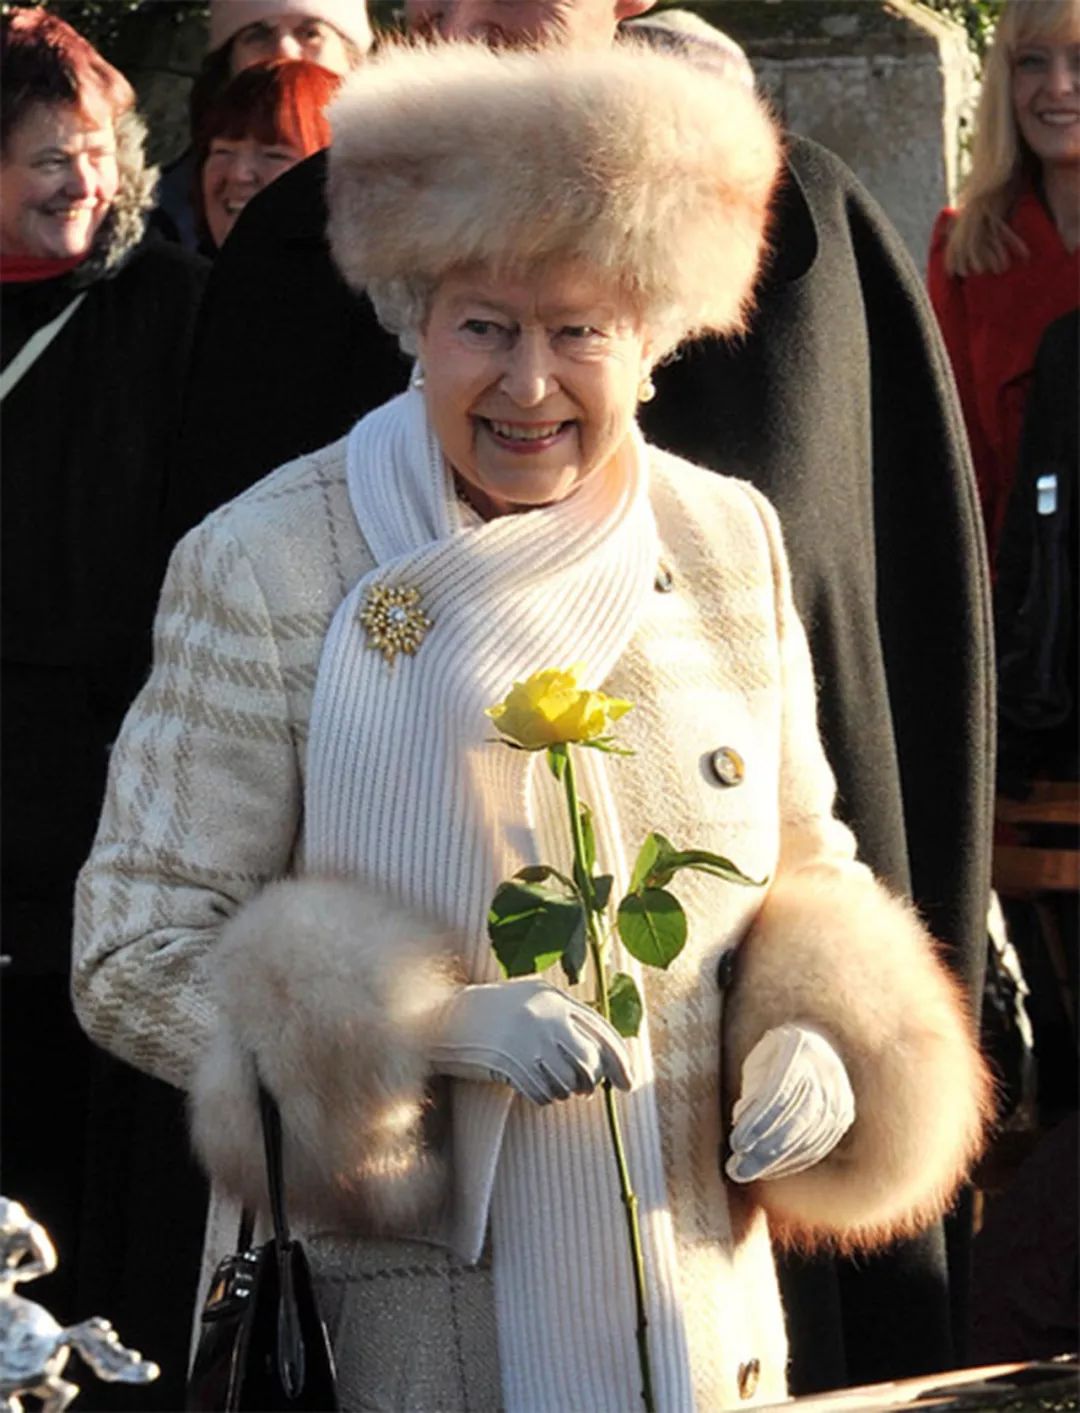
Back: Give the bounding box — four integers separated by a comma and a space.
725, 1023, 855, 1183
429, 977, 634, 1106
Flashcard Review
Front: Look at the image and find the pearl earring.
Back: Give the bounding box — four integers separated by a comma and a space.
410, 363, 426, 390
637, 374, 656, 404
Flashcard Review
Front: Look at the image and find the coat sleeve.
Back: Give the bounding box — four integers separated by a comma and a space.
73, 515, 457, 1234
71, 517, 303, 1090
722, 488, 992, 1253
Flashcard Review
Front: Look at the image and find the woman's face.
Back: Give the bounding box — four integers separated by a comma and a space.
0, 101, 118, 260
1012, 32, 1080, 169
201, 135, 304, 247
416, 264, 652, 518
230, 14, 352, 74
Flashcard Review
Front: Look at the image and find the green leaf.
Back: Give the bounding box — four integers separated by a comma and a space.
629, 832, 663, 894
593, 873, 613, 911
580, 737, 635, 756
579, 804, 596, 874
616, 888, 687, 969
546, 744, 568, 781
488, 880, 587, 979
608, 972, 643, 1038
629, 833, 764, 892
661, 849, 765, 888
560, 922, 588, 988
515, 863, 578, 892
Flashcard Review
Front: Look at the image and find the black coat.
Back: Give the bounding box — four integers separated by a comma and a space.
1, 233, 209, 1410
171, 138, 993, 1391
994, 308, 1078, 789
2, 236, 209, 971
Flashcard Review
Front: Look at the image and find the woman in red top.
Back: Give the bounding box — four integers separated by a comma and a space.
927, 0, 1079, 568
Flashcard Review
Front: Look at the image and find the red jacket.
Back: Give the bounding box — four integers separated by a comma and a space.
927, 191, 1079, 567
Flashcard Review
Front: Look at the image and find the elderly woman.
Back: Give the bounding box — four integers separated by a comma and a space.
75, 43, 989, 1412
1, 7, 208, 1400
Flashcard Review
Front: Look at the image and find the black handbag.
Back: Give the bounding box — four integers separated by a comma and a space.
186, 1083, 339, 1411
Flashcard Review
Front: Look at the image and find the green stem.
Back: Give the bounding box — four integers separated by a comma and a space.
562, 748, 655, 1413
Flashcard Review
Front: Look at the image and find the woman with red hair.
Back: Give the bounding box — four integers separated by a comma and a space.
194, 58, 341, 252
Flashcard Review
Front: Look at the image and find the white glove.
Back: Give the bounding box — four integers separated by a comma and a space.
726, 1023, 855, 1183
429, 977, 634, 1106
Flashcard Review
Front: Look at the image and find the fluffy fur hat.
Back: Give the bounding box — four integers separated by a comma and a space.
326, 40, 782, 344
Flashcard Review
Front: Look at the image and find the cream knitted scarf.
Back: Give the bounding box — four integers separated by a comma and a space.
304, 388, 697, 1410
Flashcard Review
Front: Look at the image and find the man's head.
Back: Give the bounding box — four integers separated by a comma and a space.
404, 0, 654, 49
208, 2, 373, 75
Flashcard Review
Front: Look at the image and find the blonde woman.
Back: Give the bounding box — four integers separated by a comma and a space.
927, 0, 1080, 568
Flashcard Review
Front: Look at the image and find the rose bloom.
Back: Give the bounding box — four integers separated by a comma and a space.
486, 664, 632, 750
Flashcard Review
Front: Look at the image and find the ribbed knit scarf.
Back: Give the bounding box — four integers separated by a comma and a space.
305, 389, 696, 1409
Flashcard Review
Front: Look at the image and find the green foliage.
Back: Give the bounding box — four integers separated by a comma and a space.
616, 889, 688, 969
1, 1, 208, 64
628, 830, 763, 894
607, 972, 644, 1039
920, 0, 1004, 59
488, 873, 588, 984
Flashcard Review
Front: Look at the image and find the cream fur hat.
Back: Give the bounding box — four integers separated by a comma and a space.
209, 0, 373, 56
326, 41, 782, 345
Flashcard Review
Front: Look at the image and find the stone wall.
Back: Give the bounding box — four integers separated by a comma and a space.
688, 0, 978, 264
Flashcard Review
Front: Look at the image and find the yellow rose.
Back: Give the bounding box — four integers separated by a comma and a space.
486, 664, 633, 750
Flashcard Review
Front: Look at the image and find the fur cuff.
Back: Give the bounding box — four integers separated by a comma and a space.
190, 877, 459, 1234
724, 864, 993, 1253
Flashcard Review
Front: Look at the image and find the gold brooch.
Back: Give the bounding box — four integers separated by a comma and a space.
358, 583, 432, 666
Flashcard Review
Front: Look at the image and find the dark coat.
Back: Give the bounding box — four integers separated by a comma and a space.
170, 137, 993, 1391
1, 230, 209, 1410
2, 237, 208, 969
994, 308, 1078, 789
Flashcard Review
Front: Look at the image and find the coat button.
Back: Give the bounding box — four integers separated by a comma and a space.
708, 746, 744, 786
654, 562, 674, 592
716, 949, 736, 991
737, 1358, 760, 1400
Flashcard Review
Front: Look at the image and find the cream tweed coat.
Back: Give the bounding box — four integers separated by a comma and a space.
73, 438, 988, 1411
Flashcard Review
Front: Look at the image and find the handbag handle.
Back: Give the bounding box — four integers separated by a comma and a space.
256, 1082, 307, 1401
257, 1083, 291, 1247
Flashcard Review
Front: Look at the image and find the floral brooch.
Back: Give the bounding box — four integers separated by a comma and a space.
358, 582, 432, 666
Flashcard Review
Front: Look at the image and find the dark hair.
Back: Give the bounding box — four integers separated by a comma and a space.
192, 58, 341, 235
1, 8, 134, 153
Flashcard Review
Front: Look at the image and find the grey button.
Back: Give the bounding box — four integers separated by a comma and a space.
709, 746, 745, 787
738, 1358, 761, 1400
654, 562, 674, 593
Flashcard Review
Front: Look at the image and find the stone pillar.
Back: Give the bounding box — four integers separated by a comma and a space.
702, 0, 978, 265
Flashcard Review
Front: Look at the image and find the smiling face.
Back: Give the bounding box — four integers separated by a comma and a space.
416, 264, 652, 517
201, 134, 304, 247
0, 100, 118, 260
230, 14, 353, 73
1012, 31, 1080, 169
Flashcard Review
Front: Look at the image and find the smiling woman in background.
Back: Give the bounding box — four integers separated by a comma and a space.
927, 0, 1080, 569
194, 58, 341, 253
155, 0, 370, 249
